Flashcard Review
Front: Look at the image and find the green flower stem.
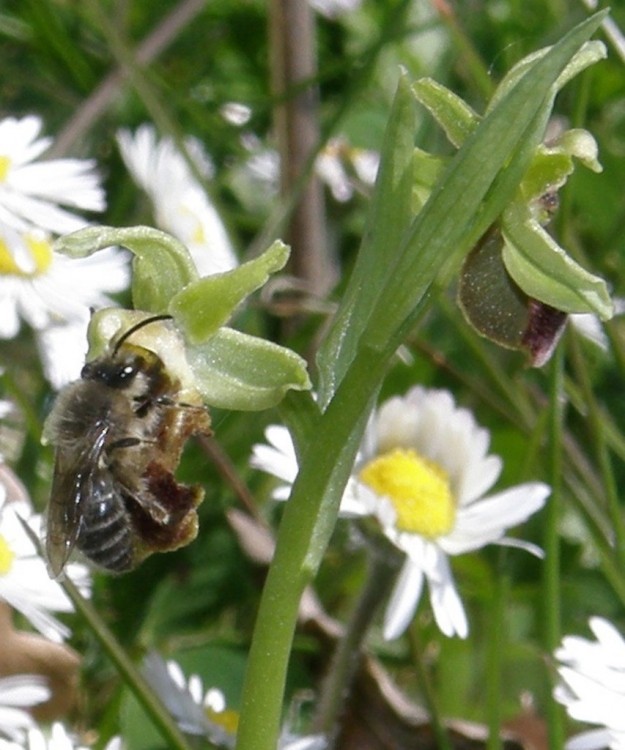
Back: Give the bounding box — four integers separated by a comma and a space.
543, 344, 565, 749
407, 626, 452, 750
62, 578, 195, 750
17, 520, 193, 750
568, 332, 625, 567
312, 535, 403, 747
235, 346, 388, 750
485, 559, 508, 750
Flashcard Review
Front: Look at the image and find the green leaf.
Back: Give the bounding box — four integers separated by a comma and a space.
502, 201, 613, 319
487, 40, 607, 113
316, 70, 417, 408
412, 77, 480, 148
186, 327, 311, 410
170, 240, 290, 344
412, 148, 446, 211
53, 225, 199, 314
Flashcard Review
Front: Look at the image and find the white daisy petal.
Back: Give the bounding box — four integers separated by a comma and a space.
556, 617, 625, 749
0, 491, 91, 642
0, 115, 130, 381
142, 653, 238, 747
0, 674, 50, 743
590, 618, 625, 661
117, 124, 237, 276
440, 482, 550, 555
250, 425, 299, 498
279, 736, 327, 750
383, 558, 425, 641
36, 317, 89, 389
495, 536, 544, 558
565, 727, 621, 750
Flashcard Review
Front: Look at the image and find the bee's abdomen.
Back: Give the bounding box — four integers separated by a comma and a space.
78, 483, 134, 573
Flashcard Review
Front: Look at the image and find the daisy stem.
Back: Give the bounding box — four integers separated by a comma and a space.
407, 626, 453, 750
311, 535, 402, 746
61, 576, 196, 750
485, 558, 508, 750
543, 342, 565, 748
16, 519, 194, 750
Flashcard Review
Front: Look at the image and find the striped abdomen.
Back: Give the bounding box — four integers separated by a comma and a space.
77, 475, 134, 573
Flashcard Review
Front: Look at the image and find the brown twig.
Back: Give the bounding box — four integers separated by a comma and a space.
196, 434, 261, 521
268, 0, 336, 297
49, 0, 206, 157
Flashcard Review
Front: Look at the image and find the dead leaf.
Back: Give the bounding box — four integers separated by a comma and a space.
0, 602, 80, 721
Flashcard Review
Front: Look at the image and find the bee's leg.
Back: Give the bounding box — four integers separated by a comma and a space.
120, 482, 171, 525
132, 394, 207, 418
109, 436, 143, 449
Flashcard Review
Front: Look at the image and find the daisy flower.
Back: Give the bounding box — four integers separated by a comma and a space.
0, 115, 129, 387
234, 133, 377, 208
0, 116, 103, 236
251, 386, 549, 639
142, 653, 324, 749
0, 723, 122, 750
0, 674, 50, 743
315, 137, 378, 203
117, 124, 237, 276
142, 652, 236, 747
0, 483, 90, 643
555, 617, 625, 750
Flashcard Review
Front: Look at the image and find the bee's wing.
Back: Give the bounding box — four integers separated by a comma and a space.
45, 427, 109, 579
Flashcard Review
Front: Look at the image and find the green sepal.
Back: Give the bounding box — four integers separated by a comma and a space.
502, 201, 613, 319
169, 240, 289, 344
521, 129, 602, 205
412, 77, 480, 148
52, 225, 199, 314
186, 327, 311, 410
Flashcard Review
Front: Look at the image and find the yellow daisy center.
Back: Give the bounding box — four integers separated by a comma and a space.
359, 448, 456, 537
0, 233, 54, 277
0, 155, 11, 182
0, 535, 15, 575
206, 707, 239, 736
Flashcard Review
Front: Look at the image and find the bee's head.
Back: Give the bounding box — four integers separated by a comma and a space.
81, 354, 144, 389
81, 314, 172, 391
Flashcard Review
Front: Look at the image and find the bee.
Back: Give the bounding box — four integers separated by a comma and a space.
44, 314, 211, 578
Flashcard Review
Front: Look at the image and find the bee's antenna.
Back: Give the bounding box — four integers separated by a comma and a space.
112, 314, 173, 358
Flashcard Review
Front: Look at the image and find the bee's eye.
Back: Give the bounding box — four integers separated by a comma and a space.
81, 360, 140, 388
118, 364, 137, 380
